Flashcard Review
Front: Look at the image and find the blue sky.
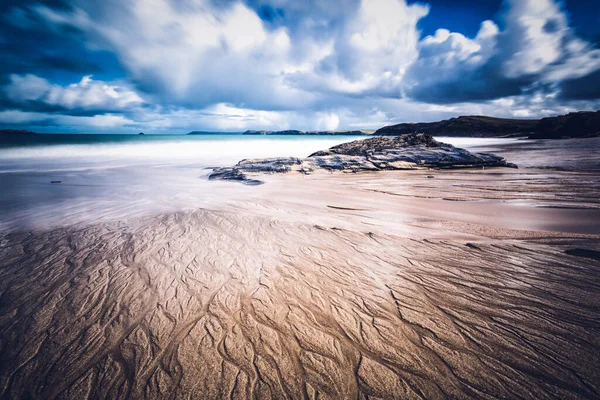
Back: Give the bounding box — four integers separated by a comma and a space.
0, 0, 599, 133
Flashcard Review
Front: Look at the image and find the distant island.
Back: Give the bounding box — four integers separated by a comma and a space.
376, 111, 600, 139
243, 130, 371, 136
0, 129, 36, 135
187, 131, 226, 135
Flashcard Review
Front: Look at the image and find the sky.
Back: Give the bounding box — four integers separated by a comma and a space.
0, 0, 599, 133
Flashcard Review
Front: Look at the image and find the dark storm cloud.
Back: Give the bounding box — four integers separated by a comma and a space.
0, 97, 134, 117
37, 56, 103, 74
0, 0, 71, 13
559, 69, 600, 100
405, 64, 533, 104
0, 2, 123, 82
255, 4, 285, 23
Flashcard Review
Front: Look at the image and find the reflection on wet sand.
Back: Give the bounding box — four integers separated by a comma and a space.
0, 138, 599, 399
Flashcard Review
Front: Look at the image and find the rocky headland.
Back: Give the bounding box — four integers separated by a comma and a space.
209, 133, 516, 184
530, 110, 600, 139
376, 110, 600, 139
375, 116, 537, 137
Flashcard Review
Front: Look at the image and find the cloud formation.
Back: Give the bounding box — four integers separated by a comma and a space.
0, 0, 599, 132
3, 74, 143, 114
404, 0, 600, 104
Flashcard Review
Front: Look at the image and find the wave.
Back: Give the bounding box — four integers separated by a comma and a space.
0, 136, 360, 169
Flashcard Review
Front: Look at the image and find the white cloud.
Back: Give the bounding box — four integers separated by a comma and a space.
501, 0, 567, 77
59, 114, 136, 127
402, 20, 500, 102
30, 0, 431, 106
499, 0, 600, 82
403, 0, 600, 105
315, 113, 340, 131
131, 104, 342, 132
348, 0, 428, 76
512, 109, 531, 118
31, 0, 309, 110
285, 0, 428, 96
4, 74, 143, 111
0, 110, 41, 124
419, 21, 498, 67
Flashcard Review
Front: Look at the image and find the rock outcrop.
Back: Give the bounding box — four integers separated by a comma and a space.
209, 133, 517, 184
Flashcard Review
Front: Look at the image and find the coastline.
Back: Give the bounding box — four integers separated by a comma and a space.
1, 138, 599, 398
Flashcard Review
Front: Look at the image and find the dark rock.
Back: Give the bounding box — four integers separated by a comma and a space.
209, 133, 517, 184
309, 133, 440, 157
208, 168, 263, 185
50, 181, 62, 184
308, 134, 517, 170
234, 157, 303, 173
427, 175, 435, 178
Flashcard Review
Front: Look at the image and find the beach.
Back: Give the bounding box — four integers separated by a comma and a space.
1, 137, 599, 399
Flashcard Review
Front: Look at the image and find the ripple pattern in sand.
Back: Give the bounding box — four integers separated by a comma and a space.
1, 210, 599, 399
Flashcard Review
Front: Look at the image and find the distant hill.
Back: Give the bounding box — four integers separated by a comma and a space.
187, 131, 233, 135
376, 116, 538, 137
530, 111, 600, 139
243, 130, 370, 135
376, 111, 600, 139
0, 129, 36, 135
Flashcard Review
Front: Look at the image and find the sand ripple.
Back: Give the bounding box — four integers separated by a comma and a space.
1, 209, 599, 399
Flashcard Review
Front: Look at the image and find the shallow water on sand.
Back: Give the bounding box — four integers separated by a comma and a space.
0, 134, 521, 230
0, 134, 362, 229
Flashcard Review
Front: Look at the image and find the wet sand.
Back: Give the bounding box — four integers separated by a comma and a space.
1, 139, 600, 399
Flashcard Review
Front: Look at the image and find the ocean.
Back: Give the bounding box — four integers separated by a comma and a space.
0, 133, 520, 230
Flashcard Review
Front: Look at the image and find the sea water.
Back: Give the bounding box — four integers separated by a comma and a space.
0, 133, 521, 229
